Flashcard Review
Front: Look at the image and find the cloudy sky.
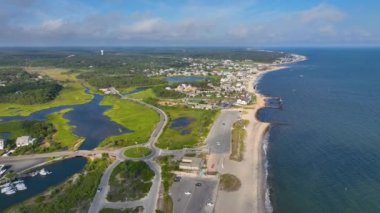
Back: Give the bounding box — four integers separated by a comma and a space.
1, 0, 379, 46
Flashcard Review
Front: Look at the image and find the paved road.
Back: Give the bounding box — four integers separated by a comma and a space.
88, 94, 168, 213
0, 150, 117, 162
88, 159, 121, 213
206, 110, 240, 154
170, 176, 218, 213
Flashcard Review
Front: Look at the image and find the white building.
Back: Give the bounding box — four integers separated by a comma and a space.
236, 99, 248, 105
0, 139, 5, 150
16, 136, 35, 147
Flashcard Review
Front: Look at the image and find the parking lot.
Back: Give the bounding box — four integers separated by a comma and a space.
206, 110, 240, 154
170, 176, 218, 213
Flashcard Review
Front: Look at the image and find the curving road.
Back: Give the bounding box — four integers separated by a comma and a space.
88, 94, 168, 213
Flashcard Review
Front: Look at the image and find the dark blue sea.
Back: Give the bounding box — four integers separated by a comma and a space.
257, 48, 380, 213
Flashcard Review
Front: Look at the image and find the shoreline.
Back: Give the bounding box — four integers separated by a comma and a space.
250, 56, 307, 213
213, 54, 306, 213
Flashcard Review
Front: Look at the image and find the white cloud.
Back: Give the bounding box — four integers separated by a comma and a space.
41, 19, 64, 31
0, 1, 378, 46
300, 3, 346, 24
129, 18, 163, 34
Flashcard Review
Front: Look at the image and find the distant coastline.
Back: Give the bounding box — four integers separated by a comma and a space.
249, 54, 307, 213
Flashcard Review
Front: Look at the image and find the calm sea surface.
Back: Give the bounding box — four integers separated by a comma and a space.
257, 48, 380, 213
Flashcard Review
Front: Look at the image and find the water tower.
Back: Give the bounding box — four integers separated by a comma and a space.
100, 50, 104, 56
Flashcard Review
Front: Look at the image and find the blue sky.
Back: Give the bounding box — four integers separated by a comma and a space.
1, 0, 379, 46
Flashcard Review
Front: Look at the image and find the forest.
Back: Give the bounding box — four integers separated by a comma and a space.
0, 67, 62, 104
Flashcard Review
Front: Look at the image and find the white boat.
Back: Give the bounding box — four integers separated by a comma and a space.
12, 180, 24, 184
1, 186, 13, 193
4, 188, 16, 195
30, 171, 39, 177
15, 183, 27, 191
39, 168, 52, 176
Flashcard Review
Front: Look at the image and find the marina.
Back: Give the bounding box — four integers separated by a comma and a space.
0, 168, 52, 196
0, 157, 86, 211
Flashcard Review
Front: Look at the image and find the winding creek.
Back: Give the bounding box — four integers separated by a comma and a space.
0, 91, 135, 211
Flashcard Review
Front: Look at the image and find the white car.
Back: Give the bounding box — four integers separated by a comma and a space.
184, 191, 191, 195
207, 202, 214, 207
216, 142, 221, 146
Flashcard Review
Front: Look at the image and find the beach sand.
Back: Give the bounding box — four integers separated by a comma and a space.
214, 66, 287, 213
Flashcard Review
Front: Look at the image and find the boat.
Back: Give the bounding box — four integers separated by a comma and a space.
30, 171, 39, 177
4, 188, 16, 195
39, 168, 52, 176
1, 186, 14, 194
15, 183, 27, 191
12, 180, 24, 184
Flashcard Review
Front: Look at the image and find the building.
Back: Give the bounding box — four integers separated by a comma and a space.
179, 157, 203, 172
16, 136, 35, 147
0, 139, 5, 150
175, 84, 197, 93
99, 87, 118, 95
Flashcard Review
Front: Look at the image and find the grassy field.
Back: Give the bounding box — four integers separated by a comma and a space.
219, 173, 242, 192
9, 157, 111, 213
0, 109, 82, 151
0, 121, 29, 140
99, 96, 160, 148
47, 108, 84, 150
0, 67, 93, 116
124, 147, 152, 158
119, 87, 138, 94
157, 106, 219, 150
128, 88, 156, 99
107, 160, 154, 202
230, 119, 249, 162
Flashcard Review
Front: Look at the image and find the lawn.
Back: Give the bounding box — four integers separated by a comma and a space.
99, 96, 160, 148
47, 108, 84, 150
107, 160, 154, 202
128, 88, 156, 99
157, 106, 219, 150
0, 68, 93, 116
124, 147, 152, 158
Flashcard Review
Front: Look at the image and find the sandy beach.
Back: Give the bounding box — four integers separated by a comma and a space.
214, 65, 290, 213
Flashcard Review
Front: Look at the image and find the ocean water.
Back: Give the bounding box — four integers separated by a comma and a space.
257, 48, 380, 213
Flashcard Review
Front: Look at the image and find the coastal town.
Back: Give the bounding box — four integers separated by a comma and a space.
0, 47, 306, 213
0, 0, 377, 212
